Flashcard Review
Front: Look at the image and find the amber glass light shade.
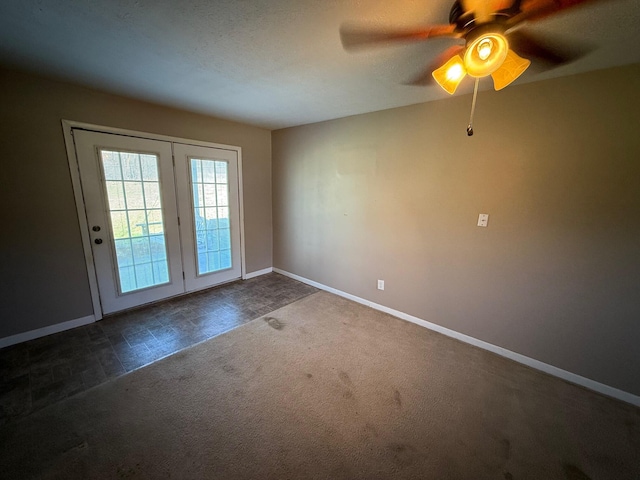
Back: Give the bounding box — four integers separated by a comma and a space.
491, 49, 531, 90
463, 33, 508, 77
432, 54, 467, 95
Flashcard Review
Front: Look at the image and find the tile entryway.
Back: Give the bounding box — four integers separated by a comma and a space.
0, 273, 318, 425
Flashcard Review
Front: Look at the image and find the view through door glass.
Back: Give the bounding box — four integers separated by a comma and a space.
101, 150, 170, 293
190, 158, 232, 275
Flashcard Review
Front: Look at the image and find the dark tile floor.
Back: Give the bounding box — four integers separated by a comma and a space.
0, 273, 318, 425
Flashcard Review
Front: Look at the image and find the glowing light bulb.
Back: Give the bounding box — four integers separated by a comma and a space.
464, 33, 508, 77
477, 39, 493, 61
446, 63, 464, 81
432, 54, 467, 94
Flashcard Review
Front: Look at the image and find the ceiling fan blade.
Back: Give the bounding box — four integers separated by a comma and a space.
508, 0, 599, 25
508, 30, 592, 67
339, 24, 459, 51
405, 45, 465, 86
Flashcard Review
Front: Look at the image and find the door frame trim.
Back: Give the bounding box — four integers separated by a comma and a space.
62, 120, 247, 320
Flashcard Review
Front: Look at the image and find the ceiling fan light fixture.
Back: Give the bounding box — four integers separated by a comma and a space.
432, 54, 467, 95
490, 49, 531, 90
464, 32, 508, 77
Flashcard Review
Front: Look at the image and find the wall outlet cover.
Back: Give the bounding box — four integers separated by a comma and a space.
477, 214, 489, 227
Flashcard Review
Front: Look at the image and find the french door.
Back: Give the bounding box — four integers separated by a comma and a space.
73, 129, 242, 315
173, 144, 241, 292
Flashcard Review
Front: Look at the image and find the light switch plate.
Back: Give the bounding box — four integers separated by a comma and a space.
477, 214, 489, 227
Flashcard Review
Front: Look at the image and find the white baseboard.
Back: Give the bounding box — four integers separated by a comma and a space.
0, 315, 96, 349
273, 268, 640, 408
243, 267, 273, 280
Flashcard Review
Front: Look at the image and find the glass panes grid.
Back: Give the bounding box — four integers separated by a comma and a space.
191, 158, 232, 275
101, 150, 170, 293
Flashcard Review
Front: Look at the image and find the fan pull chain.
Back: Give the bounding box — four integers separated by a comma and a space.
467, 78, 480, 136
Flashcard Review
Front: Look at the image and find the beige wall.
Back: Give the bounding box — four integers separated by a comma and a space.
0, 67, 272, 339
273, 63, 640, 396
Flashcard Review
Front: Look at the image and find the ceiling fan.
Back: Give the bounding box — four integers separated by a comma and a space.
340, 0, 596, 132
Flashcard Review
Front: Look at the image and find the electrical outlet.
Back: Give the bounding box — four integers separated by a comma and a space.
377, 280, 385, 290
477, 214, 489, 227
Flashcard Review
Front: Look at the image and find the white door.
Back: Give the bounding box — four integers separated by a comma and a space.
174, 144, 242, 291
73, 130, 244, 315
74, 130, 184, 314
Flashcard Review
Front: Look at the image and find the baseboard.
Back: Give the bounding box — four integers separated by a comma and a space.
0, 315, 96, 349
243, 267, 273, 280
273, 268, 640, 408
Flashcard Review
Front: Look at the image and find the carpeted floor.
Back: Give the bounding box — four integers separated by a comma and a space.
2, 291, 639, 479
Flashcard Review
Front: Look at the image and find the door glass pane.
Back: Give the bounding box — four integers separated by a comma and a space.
191, 158, 232, 275
101, 150, 170, 293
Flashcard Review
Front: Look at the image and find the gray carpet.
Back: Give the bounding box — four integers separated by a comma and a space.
2, 291, 639, 479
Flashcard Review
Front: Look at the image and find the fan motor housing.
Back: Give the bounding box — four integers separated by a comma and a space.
450, 0, 518, 31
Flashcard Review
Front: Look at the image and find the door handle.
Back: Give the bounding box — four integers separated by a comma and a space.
94, 238, 103, 245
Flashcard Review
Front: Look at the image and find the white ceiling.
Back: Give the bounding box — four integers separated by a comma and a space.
1, 0, 639, 129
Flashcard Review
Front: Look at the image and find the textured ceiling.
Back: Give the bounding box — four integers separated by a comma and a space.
1, 0, 639, 129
